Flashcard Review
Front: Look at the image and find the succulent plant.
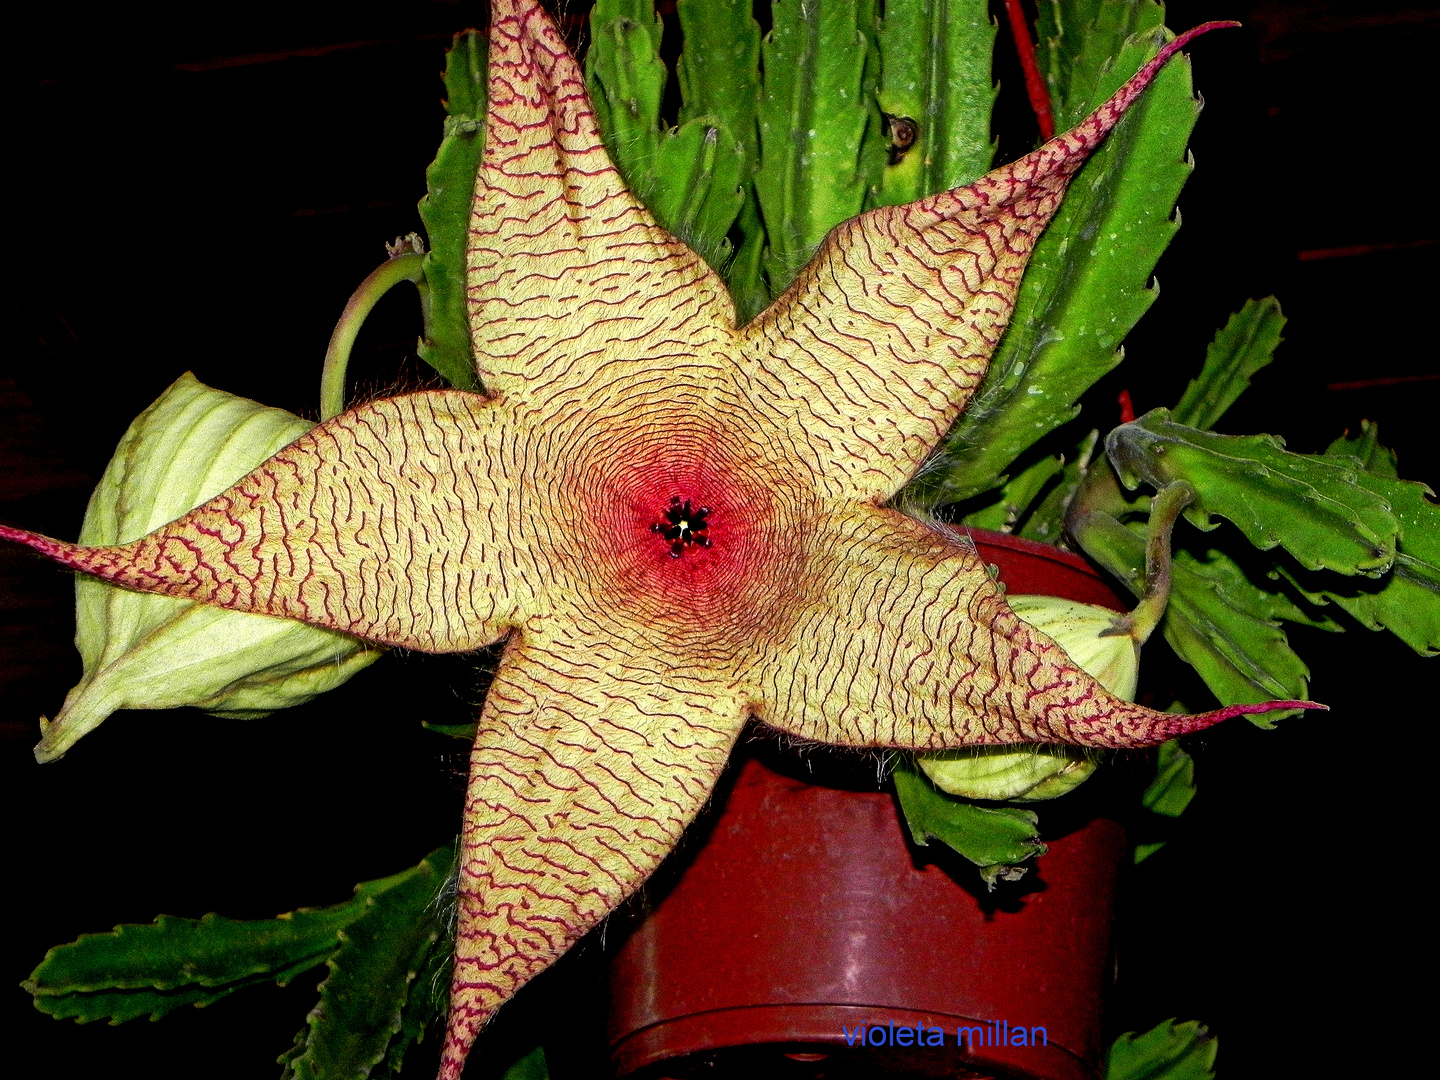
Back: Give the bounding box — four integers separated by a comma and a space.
7, 8, 1312, 1072
7, 3, 1434, 1079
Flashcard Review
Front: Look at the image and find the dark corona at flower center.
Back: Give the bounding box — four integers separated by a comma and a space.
651, 496, 712, 558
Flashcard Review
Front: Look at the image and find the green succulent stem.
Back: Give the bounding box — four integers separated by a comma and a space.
1127, 480, 1198, 645
1066, 465, 1195, 647
320, 249, 429, 421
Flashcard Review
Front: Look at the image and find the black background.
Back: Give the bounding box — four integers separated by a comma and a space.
2, 2, 1435, 1078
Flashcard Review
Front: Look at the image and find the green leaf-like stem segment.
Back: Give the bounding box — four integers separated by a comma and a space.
1132, 736, 1198, 863
913, 3, 1201, 510
1002, 292, 1285, 540
1108, 409, 1401, 576
417, 31, 487, 392
283, 847, 457, 1080
594, 1, 997, 322
1285, 425, 1440, 655
586, 0, 748, 290
872, 0, 997, 207
25, 847, 454, 1039
1106, 1018, 1217, 1080
1142, 738, 1197, 818
756, 0, 887, 295
893, 760, 1045, 888
675, 0, 766, 320
1171, 297, 1285, 431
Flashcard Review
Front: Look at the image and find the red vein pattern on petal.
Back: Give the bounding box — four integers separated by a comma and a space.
0, 11, 1269, 1080
438, 634, 744, 1079
742, 23, 1238, 503
2, 393, 526, 653
746, 509, 1323, 750
467, 0, 736, 402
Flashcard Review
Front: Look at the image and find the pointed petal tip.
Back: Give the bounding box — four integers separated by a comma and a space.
1143, 698, 1326, 744
1118, 19, 1243, 113
1158, 21, 1242, 65
1086, 697, 1326, 749
1006, 18, 1241, 200
0, 524, 78, 565
1211, 698, 1328, 722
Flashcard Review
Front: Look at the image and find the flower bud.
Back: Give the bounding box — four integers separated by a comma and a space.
35, 374, 379, 762
918, 594, 1139, 801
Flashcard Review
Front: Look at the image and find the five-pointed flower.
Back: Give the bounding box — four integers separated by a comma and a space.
1, 2, 1316, 1075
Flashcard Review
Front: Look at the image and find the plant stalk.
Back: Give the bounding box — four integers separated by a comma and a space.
1066, 461, 1195, 645
1002, 0, 1054, 139
1127, 480, 1198, 644
320, 250, 428, 420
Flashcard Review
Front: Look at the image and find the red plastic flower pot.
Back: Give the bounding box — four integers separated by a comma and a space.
604, 530, 1131, 1080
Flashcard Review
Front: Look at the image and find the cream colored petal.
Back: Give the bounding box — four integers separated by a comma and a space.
1, 393, 528, 653
739, 26, 1223, 502
468, 0, 737, 403
439, 632, 745, 1079
746, 507, 1309, 749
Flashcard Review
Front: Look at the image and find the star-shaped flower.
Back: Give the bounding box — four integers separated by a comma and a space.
2, 2, 1316, 1075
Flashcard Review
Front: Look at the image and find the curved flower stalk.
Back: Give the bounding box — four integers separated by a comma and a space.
33, 373, 378, 763
0, 2, 1321, 1075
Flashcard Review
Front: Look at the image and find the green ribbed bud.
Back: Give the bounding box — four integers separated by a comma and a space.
1008, 594, 1140, 703
35, 373, 379, 763
919, 594, 1139, 801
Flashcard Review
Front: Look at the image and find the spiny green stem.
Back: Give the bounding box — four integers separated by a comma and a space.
320, 251, 428, 421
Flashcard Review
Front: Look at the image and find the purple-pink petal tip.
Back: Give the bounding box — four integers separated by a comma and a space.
1211, 699, 1328, 722
0, 525, 80, 566
1139, 21, 1242, 92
